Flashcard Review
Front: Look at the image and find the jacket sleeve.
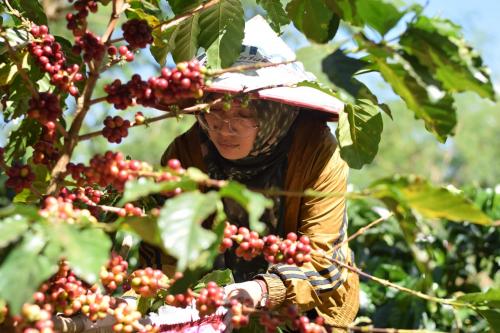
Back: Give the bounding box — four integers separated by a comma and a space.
255, 138, 353, 314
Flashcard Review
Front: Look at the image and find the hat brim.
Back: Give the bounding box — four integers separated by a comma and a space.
205, 85, 343, 121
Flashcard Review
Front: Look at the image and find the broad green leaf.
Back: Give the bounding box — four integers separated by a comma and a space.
157, 191, 219, 271
45, 224, 112, 284
323, 0, 361, 25
219, 181, 271, 233
0, 232, 57, 314
355, 0, 406, 35
13, 188, 39, 204
127, 0, 163, 17
172, 14, 200, 63
336, 99, 383, 169
458, 288, 500, 309
477, 309, 500, 333
193, 269, 234, 291
198, 0, 244, 69
119, 216, 162, 248
322, 49, 368, 96
286, 0, 340, 43
0, 214, 29, 248
256, 0, 291, 33
400, 16, 495, 100
168, 0, 203, 14
0, 58, 16, 86
369, 176, 493, 225
150, 25, 179, 67
168, 210, 226, 294
9, 0, 47, 25
119, 176, 198, 205
367, 50, 456, 142
0, 204, 40, 219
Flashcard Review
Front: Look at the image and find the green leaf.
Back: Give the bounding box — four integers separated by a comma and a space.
0, 232, 57, 314
157, 191, 219, 271
172, 14, 200, 63
336, 99, 383, 169
458, 288, 500, 309
9, 0, 47, 25
324, 0, 359, 24
0, 58, 17, 86
45, 224, 112, 284
219, 181, 271, 233
198, 0, 244, 69
355, 0, 406, 35
119, 216, 162, 248
256, 0, 291, 33
369, 175, 493, 225
168, 0, 203, 14
119, 176, 197, 205
322, 49, 368, 96
4, 119, 42, 163
367, 49, 456, 142
400, 16, 495, 100
193, 269, 234, 291
150, 25, 179, 67
286, 0, 340, 43
0, 214, 29, 248
477, 309, 500, 333
0, 204, 40, 219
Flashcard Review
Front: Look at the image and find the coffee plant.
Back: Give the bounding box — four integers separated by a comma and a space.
0, 0, 498, 332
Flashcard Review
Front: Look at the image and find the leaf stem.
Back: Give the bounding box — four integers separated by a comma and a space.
208, 60, 296, 77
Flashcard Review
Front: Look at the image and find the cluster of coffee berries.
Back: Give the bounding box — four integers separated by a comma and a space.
102, 116, 131, 143
79, 293, 115, 321
66, 0, 98, 36
118, 203, 143, 217
263, 233, 312, 266
259, 312, 284, 333
104, 60, 205, 110
73, 32, 105, 62
34, 261, 88, 316
67, 151, 150, 191
229, 299, 252, 329
100, 254, 129, 292
110, 302, 158, 333
29, 25, 82, 95
32, 140, 60, 166
27, 93, 61, 127
104, 78, 135, 110
39, 196, 97, 225
18, 303, 55, 333
122, 19, 153, 49
165, 289, 196, 308
128, 268, 169, 298
5, 164, 35, 193
219, 224, 312, 266
195, 282, 225, 317
293, 316, 327, 333
59, 186, 103, 206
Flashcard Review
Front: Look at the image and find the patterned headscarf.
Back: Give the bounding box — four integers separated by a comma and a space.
199, 98, 299, 282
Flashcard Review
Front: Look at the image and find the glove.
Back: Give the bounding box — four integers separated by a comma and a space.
223, 280, 266, 309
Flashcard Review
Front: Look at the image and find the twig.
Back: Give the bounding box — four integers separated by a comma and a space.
314, 251, 472, 309
48, 0, 128, 194
332, 212, 394, 252
56, 121, 68, 138
208, 60, 297, 77
1, 30, 39, 98
89, 96, 108, 105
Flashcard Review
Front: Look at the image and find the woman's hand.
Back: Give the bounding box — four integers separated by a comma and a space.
223, 280, 266, 308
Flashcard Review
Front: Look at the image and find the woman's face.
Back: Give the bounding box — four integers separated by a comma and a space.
199, 100, 259, 160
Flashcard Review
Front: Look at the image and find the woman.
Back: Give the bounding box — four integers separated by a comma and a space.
141, 15, 359, 330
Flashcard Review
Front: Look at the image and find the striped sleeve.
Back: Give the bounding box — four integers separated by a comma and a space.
255, 146, 353, 313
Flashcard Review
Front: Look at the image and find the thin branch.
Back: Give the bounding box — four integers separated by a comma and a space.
314, 251, 472, 309
89, 96, 108, 105
151, 0, 220, 31
56, 121, 68, 138
48, 0, 128, 194
332, 212, 394, 252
